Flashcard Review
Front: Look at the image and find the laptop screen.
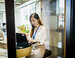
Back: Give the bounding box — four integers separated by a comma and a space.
16, 33, 28, 43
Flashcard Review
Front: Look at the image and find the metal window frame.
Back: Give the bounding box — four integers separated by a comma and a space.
5, 0, 16, 58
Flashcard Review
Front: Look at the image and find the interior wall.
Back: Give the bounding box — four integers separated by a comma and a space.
15, 8, 22, 32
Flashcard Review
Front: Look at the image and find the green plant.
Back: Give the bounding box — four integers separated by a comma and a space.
17, 24, 29, 33
17, 24, 26, 33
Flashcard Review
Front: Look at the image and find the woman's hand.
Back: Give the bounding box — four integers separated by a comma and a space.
33, 40, 40, 44
28, 39, 33, 44
28, 39, 40, 44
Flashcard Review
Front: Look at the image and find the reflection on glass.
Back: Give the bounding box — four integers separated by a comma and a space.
49, 0, 65, 58
0, 0, 8, 58
40, 0, 64, 58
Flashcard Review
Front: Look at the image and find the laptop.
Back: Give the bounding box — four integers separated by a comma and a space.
16, 33, 36, 49
16, 33, 28, 43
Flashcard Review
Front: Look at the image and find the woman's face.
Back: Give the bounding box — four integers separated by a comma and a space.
31, 17, 39, 27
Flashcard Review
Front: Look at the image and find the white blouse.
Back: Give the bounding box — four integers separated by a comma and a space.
27, 25, 47, 56
28, 25, 47, 45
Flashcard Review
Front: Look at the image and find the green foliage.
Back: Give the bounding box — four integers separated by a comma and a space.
17, 24, 29, 33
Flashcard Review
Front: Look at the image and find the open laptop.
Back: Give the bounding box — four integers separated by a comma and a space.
16, 33, 36, 49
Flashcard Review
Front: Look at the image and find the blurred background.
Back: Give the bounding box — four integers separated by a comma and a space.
0, 0, 8, 58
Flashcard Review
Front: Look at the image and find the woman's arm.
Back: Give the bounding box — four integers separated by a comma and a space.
32, 40, 40, 43
28, 39, 39, 44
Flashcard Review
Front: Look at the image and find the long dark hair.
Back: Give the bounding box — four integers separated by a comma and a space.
29, 13, 43, 38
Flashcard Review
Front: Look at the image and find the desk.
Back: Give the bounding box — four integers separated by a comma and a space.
16, 46, 32, 58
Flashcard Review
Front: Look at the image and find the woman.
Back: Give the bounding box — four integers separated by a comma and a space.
28, 13, 47, 58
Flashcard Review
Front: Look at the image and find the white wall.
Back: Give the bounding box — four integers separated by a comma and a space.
15, 8, 21, 32
15, 8, 22, 26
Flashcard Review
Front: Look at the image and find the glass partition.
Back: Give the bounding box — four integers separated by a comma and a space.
0, 0, 8, 58
49, 0, 65, 58
14, 0, 65, 58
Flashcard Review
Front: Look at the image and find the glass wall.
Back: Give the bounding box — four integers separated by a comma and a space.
42, 0, 65, 58
0, 0, 8, 58
14, 0, 65, 58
